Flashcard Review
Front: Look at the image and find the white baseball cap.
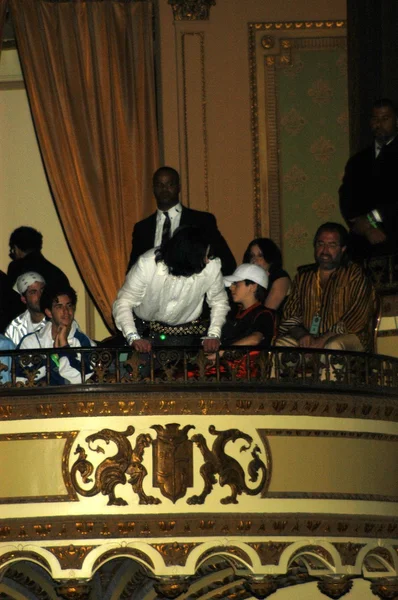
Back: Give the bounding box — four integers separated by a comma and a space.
223, 264, 268, 289
13, 271, 45, 295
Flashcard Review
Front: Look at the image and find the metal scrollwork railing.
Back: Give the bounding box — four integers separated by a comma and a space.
0, 346, 398, 392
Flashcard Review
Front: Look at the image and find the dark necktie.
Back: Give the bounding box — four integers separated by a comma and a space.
161, 211, 171, 246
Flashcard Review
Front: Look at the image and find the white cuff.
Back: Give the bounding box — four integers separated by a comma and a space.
372, 209, 382, 223
126, 332, 141, 344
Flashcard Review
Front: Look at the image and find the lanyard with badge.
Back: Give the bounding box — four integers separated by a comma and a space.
309, 270, 322, 336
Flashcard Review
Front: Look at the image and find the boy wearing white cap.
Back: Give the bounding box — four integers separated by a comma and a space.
4, 271, 46, 345
222, 264, 275, 348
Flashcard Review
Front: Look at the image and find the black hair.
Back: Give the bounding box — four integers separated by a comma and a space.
40, 285, 77, 314
155, 226, 210, 277
243, 238, 283, 269
244, 279, 267, 304
153, 166, 180, 186
372, 98, 397, 115
313, 222, 349, 248
10, 227, 43, 252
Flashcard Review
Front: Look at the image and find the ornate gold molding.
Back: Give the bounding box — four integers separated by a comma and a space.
0, 431, 78, 504
47, 545, 96, 570
248, 20, 346, 241
181, 32, 210, 212
70, 424, 270, 506
0, 514, 396, 542
151, 542, 198, 566
169, 0, 215, 21
0, 389, 396, 421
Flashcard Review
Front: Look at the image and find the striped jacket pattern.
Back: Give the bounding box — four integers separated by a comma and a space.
278, 262, 376, 351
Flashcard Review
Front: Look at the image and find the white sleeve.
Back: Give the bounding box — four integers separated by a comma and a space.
112, 255, 151, 340
205, 260, 230, 338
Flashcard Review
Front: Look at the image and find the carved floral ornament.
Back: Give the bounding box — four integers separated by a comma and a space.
168, 0, 215, 21
70, 423, 270, 506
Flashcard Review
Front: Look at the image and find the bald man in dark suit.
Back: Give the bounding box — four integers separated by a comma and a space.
127, 166, 236, 275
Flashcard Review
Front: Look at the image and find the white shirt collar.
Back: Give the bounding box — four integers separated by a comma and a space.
156, 202, 182, 219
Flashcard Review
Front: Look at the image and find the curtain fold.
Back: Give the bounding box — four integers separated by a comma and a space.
0, 0, 8, 47
9, 0, 159, 329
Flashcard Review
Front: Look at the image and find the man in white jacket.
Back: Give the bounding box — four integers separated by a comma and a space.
5, 271, 46, 345
113, 226, 230, 353
19, 285, 95, 385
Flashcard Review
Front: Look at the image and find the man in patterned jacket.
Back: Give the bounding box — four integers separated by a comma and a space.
276, 222, 376, 352
5, 272, 46, 345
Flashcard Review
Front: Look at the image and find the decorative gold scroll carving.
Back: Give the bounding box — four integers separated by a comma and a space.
248, 542, 292, 566
47, 545, 96, 570
169, 0, 215, 21
248, 20, 346, 240
187, 425, 269, 505
151, 542, 198, 566
0, 431, 78, 504
71, 424, 269, 506
70, 426, 160, 506
0, 514, 396, 542
332, 543, 365, 566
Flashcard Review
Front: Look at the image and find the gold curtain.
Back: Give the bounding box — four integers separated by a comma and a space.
0, 0, 7, 46
9, 0, 159, 329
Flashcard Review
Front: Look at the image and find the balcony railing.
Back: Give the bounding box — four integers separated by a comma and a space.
1, 346, 398, 393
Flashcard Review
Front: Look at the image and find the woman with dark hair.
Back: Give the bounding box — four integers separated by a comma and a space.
243, 238, 291, 311
113, 226, 229, 352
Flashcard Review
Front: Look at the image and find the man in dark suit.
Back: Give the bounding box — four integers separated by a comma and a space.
8, 226, 70, 288
126, 166, 236, 274
339, 98, 398, 259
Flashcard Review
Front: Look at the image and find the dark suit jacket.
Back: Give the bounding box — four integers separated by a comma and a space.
7, 251, 70, 288
339, 136, 398, 257
127, 206, 236, 275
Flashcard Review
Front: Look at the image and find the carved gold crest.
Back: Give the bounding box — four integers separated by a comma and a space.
70, 424, 270, 505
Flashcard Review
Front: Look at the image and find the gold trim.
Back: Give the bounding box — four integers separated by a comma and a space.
248, 20, 346, 241
0, 390, 396, 421
258, 429, 398, 503
181, 32, 209, 211
47, 545, 97, 570
250, 21, 346, 32
0, 431, 78, 504
377, 329, 398, 338
0, 514, 396, 542
150, 542, 198, 566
